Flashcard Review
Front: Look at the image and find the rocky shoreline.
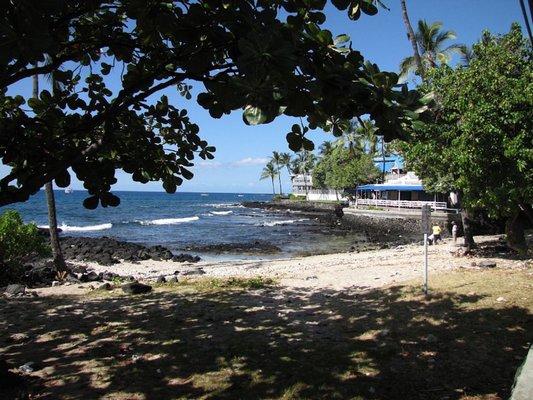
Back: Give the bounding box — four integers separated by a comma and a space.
60, 236, 201, 265
243, 200, 425, 245
4, 236, 203, 290
3, 200, 428, 292
184, 241, 281, 255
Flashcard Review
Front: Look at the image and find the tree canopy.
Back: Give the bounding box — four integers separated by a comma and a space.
400, 25, 533, 251
0, 0, 424, 208
313, 145, 379, 190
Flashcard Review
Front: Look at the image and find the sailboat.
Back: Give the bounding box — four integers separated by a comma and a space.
64, 187, 73, 194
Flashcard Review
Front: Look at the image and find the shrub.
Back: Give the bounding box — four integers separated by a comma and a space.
289, 194, 307, 201
0, 210, 50, 282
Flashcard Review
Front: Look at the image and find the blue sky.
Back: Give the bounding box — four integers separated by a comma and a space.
4, 0, 527, 194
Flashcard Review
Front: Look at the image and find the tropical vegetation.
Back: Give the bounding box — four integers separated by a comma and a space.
0, 0, 424, 209
399, 25, 533, 253
313, 119, 380, 191
260, 162, 278, 196
0, 210, 50, 283
399, 19, 465, 80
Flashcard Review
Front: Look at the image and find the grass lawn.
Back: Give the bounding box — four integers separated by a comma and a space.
1, 268, 532, 399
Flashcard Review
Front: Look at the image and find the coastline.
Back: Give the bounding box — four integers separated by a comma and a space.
30, 234, 529, 296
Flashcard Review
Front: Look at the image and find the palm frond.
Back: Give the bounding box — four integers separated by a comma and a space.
399, 55, 417, 78
435, 30, 457, 48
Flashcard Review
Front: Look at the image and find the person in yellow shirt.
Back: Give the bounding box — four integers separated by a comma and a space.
432, 224, 442, 244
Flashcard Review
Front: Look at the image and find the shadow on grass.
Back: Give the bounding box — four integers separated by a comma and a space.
1, 280, 531, 400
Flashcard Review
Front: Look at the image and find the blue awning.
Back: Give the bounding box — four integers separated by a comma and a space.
357, 184, 425, 191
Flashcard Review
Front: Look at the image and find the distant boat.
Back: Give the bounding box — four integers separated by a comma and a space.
64, 187, 73, 194
200, 193, 209, 196
237, 194, 244, 197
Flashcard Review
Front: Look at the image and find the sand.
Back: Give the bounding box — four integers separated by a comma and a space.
31, 235, 529, 296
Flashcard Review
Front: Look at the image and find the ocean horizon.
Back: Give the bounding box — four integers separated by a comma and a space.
3, 190, 361, 260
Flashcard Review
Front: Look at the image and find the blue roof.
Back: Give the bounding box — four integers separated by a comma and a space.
357, 184, 425, 191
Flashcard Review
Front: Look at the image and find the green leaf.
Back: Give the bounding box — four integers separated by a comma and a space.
181, 167, 193, 180
83, 196, 99, 210
361, 1, 378, 16
334, 34, 350, 46
302, 138, 315, 151
349, 4, 361, 20
331, 0, 351, 10
243, 105, 267, 125
54, 171, 70, 188
163, 180, 177, 194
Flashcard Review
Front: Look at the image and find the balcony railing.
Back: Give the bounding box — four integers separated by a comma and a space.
354, 198, 448, 210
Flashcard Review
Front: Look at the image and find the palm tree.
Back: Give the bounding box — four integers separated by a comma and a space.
399, 20, 465, 80
459, 45, 474, 66
400, 0, 425, 79
33, 65, 66, 271
260, 161, 277, 195
291, 151, 316, 196
336, 119, 378, 156
318, 141, 334, 156
279, 152, 293, 176
271, 151, 285, 196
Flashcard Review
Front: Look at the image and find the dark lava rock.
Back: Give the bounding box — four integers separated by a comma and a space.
99, 283, 113, 290
172, 253, 201, 263
4, 284, 26, 296
156, 275, 167, 283
80, 271, 101, 282
121, 282, 152, 295
186, 241, 281, 255
478, 261, 497, 268
53, 236, 200, 266
65, 274, 81, 284
101, 272, 118, 281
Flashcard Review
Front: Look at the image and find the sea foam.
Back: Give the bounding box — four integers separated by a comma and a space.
140, 216, 199, 225
43, 223, 113, 232
257, 219, 307, 227
211, 211, 233, 216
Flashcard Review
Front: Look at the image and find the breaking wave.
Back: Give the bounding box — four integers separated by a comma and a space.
38, 223, 113, 232
211, 211, 233, 216
139, 216, 199, 225
256, 219, 308, 227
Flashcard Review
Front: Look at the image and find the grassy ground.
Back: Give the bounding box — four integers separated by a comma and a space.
1, 269, 532, 400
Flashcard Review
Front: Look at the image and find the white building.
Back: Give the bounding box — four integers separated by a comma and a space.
291, 174, 313, 195
354, 169, 456, 211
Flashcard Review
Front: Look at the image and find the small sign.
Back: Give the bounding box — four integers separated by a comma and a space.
421, 205, 432, 234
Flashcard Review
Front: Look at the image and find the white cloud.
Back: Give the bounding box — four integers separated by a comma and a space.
197, 161, 223, 169
231, 157, 269, 167
195, 157, 269, 170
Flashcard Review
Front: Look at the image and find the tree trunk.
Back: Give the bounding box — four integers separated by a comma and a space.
400, 0, 425, 79
277, 164, 283, 196
271, 177, 275, 195
33, 68, 66, 272
505, 209, 527, 254
460, 209, 476, 252
45, 182, 66, 271
519, 0, 533, 43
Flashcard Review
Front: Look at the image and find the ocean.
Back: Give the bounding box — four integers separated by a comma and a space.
4, 190, 361, 260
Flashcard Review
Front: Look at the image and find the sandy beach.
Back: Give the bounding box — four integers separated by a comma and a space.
32, 235, 529, 296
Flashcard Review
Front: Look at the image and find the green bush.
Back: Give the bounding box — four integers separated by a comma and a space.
0, 210, 50, 281
289, 194, 307, 201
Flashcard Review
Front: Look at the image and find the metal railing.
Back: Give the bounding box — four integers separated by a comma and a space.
354, 198, 448, 210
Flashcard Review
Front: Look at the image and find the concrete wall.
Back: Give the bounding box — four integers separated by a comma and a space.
307, 189, 347, 202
